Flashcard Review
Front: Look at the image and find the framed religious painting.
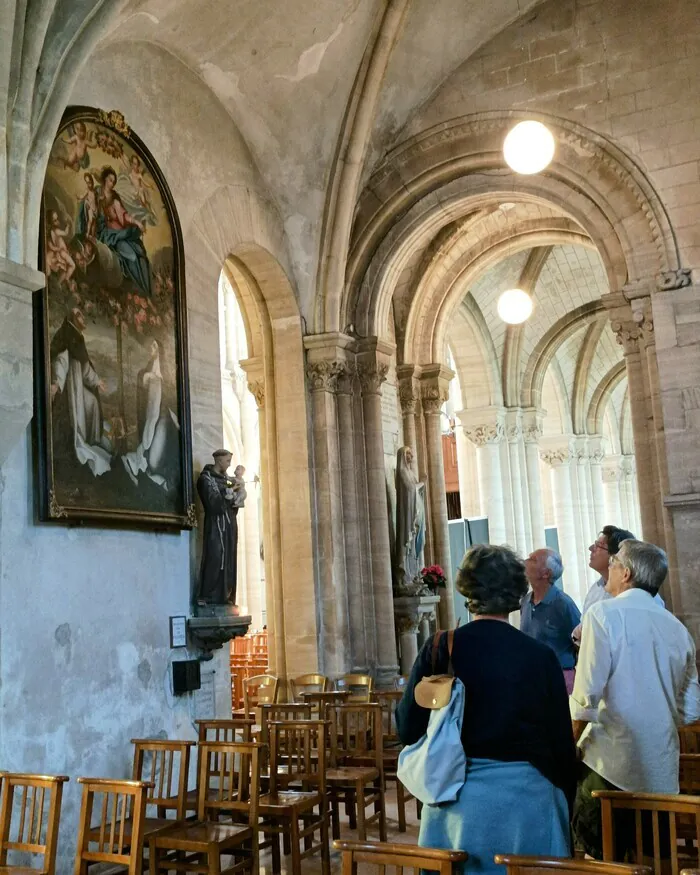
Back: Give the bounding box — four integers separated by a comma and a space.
34, 106, 194, 529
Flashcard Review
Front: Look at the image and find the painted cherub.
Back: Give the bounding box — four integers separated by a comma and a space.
77, 172, 98, 238
53, 121, 98, 171
46, 211, 76, 288
124, 154, 155, 211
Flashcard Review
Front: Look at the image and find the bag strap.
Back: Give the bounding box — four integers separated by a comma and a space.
430, 629, 456, 675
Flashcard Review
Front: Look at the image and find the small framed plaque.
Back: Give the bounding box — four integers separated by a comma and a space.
169, 615, 187, 648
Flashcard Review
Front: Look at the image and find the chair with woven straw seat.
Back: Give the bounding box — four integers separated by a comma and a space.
149, 741, 260, 875
494, 855, 651, 875
333, 839, 468, 875
74, 777, 152, 875
258, 720, 330, 875
325, 703, 387, 842
0, 772, 68, 875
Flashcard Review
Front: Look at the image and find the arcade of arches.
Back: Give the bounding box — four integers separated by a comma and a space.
2, 0, 700, 859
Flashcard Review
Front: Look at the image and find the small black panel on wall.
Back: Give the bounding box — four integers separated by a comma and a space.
172, 659, 201, 695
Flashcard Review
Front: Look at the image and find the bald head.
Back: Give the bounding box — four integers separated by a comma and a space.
525, 548, 563, 591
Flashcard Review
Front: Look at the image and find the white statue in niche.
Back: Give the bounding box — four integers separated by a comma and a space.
393, 446, 427, 593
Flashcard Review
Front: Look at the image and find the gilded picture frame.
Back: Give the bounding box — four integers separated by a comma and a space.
35, 106, 194, 529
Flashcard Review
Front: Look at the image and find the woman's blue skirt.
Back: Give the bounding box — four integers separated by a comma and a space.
419, 758, 571, 875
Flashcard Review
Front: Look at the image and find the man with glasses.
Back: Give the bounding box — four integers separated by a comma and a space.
571, 525, 635, 647
570, 539, 700, 858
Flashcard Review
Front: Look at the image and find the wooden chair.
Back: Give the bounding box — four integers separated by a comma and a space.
131, 739, 195, 834
593, 790, 700, 875
149, 741, 261, 875
680, 755, 700, 794
335, 674, 373, 703
373, 690, 419, 832
259, 720, 330, 875
74, 777, 152, 875
326, 703, 387, 842
679, 723, 700, 753
494, 855, 651, 875
242, 674, 280, 717
289, 674, 329, 702
259, 705, 313, 772
333, 839, 468, 875
299, 691, 350, 718
0, 772, 68, 875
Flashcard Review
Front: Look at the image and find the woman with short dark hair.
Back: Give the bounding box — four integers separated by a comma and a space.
397, 544, 577, 874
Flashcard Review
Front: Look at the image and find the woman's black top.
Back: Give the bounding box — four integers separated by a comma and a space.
396, 619, 578, 809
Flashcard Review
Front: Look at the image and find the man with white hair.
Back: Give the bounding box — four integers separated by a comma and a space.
571, 539, 700, 859
521, 548, 581, 693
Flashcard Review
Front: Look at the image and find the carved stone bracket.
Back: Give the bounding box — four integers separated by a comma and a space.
658, 268, 692, 291
540, 445, 573, 467
188, 609, 252, 659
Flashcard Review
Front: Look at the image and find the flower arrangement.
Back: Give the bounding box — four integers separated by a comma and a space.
421, 565, 447, 592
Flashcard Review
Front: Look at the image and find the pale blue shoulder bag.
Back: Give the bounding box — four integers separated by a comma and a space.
396, 630, 466, 805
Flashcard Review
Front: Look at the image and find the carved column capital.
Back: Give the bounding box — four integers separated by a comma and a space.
539, 437, 574, 467
611, 318, 644, 355
357, 361, 389, 395
396, 614, 420, 635
335, 362, 357, 396
463, 422, 505, 448
306, 360, 344, 393
397, 364, 421, 415
521, 407, 544, 444
419, 363, 454, 416
247, 379, 265, 409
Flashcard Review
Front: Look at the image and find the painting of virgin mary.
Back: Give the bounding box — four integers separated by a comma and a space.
35, 106, 193, 529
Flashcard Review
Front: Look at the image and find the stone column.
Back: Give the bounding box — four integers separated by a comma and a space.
574, 438, 593, 555
396, 615, 420, 675
241, 362, 279, 672
461, 408, 507, 544
396, 365, 421, 477
506, 410, 528, 553
588, 437, 606, 535
522, 408, 546, 548
420, 364, 457, 630
602, 457, 624, 524
0, 258, 44, 467
336, 363, 369, 672
455, 423, 480, 519
241, 387, 263, 629
609, 311, 661, 544
357, 341, 399, 686
305, 345, 352, 677
540, 438, 583, 604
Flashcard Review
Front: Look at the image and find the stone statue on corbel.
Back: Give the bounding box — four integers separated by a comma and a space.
392, 445, 430, 596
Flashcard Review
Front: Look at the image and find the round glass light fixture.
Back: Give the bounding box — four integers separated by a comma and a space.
497, 288, 533, 324
503, 120, 555, 174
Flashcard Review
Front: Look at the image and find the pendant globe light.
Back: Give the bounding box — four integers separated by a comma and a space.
497, 288, 533, 325
503, 120, 555, 175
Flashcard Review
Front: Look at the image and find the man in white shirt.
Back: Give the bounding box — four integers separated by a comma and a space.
570, 539, 700, 858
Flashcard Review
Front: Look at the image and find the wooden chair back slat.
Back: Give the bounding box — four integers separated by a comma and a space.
243, 674, 279, 717
269, 721, 328, 793
131, 739, 195, 818
494, 854, 652, 875
289, 674, 329, 701
334, 839, 468, 875
326, 704, 384, 770
593, 790, 700, 875
0, 773, 68, 873
196, 741, 261, 826
74, 778, 151, 875
335, 674, 374, 703
680, 724, 700, 754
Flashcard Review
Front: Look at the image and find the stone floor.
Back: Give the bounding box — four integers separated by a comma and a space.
259, 786, 421, 874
